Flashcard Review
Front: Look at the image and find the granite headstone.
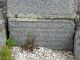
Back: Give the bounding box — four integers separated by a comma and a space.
8, 18, 75, 50
7, 0, 76, 18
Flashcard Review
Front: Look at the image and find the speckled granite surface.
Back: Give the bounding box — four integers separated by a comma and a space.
8, 18, 75, 50
7, 0, 76, 18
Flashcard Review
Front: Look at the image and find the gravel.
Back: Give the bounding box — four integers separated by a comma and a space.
12, 47, 74, 60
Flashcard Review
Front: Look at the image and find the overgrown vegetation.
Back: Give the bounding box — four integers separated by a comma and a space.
1, 45, 14, 60
1, 36, 15, 60
21, 32, 36, 51
6, 36, 16, 47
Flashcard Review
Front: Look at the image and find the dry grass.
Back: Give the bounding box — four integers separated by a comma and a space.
21, 32, 36, 51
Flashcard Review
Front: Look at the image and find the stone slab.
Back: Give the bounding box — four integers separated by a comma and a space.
7, 0, 76, 18
8, 18, 75, 50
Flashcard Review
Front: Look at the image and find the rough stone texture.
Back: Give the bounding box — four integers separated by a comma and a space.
74, 46, 80, 60
0, 0, 6, 8
0, 20, 6, 51
8, 18, 75, 50
7, 0, 76, 18
0, 8, 4, 20
0, 0, 6, 2
77, 0, 80, 15
74, 20, 80, 60
0, 1, 4, 8
0, 0, 6, 3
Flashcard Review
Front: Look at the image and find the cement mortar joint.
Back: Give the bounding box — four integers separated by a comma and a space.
8, 14, 78, 21
8, 18, 75, 22
7, 12, 78, 20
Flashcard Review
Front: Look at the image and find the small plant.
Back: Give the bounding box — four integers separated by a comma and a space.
6, 36, 16, 47
1, 45, 14, 60
1, 36, 15, 60
21, 32, 36, 51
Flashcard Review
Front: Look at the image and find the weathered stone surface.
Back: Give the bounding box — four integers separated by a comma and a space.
74, 21, 80, 60
0, 0, 6, 2
0, 1, 4, 8
74, 29, 80, 46
0, 20, 6, 50
0, 8, 4, 20
74, 46, 80, 60
77, 0, 80, 15
7, 0, 76, 18
8, 18, 75, 50
0, 0, 6, 8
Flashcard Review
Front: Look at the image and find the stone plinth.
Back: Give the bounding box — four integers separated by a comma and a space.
8, 18, 75, 50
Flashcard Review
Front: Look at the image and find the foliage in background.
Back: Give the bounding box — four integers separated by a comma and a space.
21, 32, 36, 51
6, 36, 16, 47
1, 45, 14, 60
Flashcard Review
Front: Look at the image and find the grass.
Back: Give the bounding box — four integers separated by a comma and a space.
6, 36, 16, 47
1, 45, 14, 60
0, 51, 2, 60
1, 36, 15, 60
21, 32, 36, 51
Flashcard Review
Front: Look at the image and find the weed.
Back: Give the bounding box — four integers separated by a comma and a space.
6, 36, 16, 47
21, 32, 36, 51
1, 45, 14, 60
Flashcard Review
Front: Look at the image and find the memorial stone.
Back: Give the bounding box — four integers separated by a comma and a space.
7, 0, 76, 18
8, 18, 75, 50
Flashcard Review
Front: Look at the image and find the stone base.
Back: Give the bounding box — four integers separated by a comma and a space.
8, 18, 75, 50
